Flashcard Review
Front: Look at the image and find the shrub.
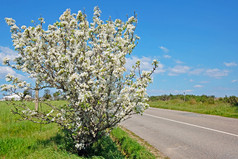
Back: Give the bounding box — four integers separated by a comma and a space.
1, 7, 158, 152
189, 99, 197, 105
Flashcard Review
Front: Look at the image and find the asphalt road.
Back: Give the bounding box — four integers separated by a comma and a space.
121, 108, 238, 159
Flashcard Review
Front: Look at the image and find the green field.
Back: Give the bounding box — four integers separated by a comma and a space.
149, 99, 238, 118
0, 101, 157, 159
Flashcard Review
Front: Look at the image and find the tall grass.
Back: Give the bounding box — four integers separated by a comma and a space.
0, 101, 78, 158
111, 127, 156, 159
0, 101, 157, 158
149, 99, 238, 118
0, 101, 124, 158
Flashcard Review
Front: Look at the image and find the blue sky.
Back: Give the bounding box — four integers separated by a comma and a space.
0, 0, 238, 97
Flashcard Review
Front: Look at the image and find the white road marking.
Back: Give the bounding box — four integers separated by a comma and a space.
144, 113, 238, 138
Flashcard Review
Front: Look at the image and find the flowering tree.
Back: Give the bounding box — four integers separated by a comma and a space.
1, 7, 158, 151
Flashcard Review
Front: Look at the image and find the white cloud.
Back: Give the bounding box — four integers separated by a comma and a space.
0, 66, 16, 77
155, 63, 166, 74
189, 79, 194, 82
163, 55, 171, 59
205, 69, 229, 78
232, 80, 237, 83
168, 65, 190, 76
125, 56, 151, 70
189, 69, 204, 75
194, 85, 203, 88
159, 46, 169, 53
0, 66, 25, 79
224, 62, 237, 67
148, 89, 193, 95
185, 90, 193, 93
175, 60, 183, 64
199, 81, 209, 84
125, 56, 165, 74
0, 46, 18, 63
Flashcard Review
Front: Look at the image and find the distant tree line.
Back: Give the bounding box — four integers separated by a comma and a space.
21, 89, 67, 101
42, 89, 66, 101
222, 96, 238, 106
149, 94, 238, 106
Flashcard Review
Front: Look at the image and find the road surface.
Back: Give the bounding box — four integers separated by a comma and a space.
121, 107, 238, 159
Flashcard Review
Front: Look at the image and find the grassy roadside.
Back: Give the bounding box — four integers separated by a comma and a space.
111, 127, 155, 159
0, 101, 157, 158
148, 99, 238, 118
114, 126, 169, 159
0, 101, 83, 159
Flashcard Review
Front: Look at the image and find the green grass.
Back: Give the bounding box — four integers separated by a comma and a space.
0, 101, 83, 159
111, 127, 155, 159
149, 99, 238, 118
0, 101, 156, 159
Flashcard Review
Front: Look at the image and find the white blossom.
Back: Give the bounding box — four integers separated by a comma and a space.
3, 57, 10, 65
24, 95, 31, 99
2, 7, 158, 151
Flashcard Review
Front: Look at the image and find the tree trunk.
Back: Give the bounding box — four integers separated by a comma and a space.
35, 84, 39, 111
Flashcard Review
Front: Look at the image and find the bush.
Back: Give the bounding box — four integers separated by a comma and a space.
227, 96, 238, 106
2, 6, 158, 152
206, 98, 215, 104
189, 99, 197, 105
